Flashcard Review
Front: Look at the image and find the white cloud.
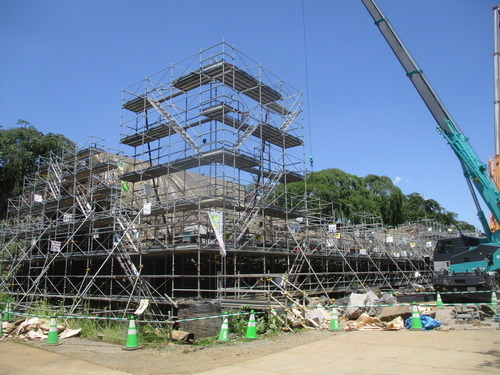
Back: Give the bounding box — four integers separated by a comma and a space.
393, 176, 402, 184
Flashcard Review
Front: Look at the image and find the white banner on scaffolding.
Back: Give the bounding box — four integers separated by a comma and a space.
50, 240, 61, 253
33, 194, 43, 203
208, 211, 226, 256
143, 202, 151, 215
63, 213, 73, 222
134, 299, 149, 316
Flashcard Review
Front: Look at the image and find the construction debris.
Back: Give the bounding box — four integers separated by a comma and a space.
344, 313, 405, 331
378, 305, 412, 322
170, 330, 195, 344
304, 305, 330, 328
0, 317, 79, 342
339, 291, 397, 319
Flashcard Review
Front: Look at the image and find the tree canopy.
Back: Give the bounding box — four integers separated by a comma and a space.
0, 121, 75, 215
280, 168, 475, 231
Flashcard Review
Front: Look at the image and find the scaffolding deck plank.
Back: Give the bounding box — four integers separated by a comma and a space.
202, 104, 302, 149
17, 185, 118, 215
120, 124, 173, 147
244, 167, 303, 183
173, 61, 287, 113
64, 147, 105, 162
61, 161, 118, 186
120, 148, 260, 183
120, 118, 211, 148
122, 90, 183, 113
138, 196, 303, 219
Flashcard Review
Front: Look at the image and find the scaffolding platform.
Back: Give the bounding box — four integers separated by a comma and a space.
122, 90, 184, 113
202, 104, 302, 149
120, 118, 211, 147
64, 146, 105, 162
119, 148, 260, 182
172, 61, 289, 115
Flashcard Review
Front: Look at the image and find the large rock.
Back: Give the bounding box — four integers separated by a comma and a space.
372, 292, 398, 316
375, 292, 398, 306
369, 287, 382, 298
345, 293, 369, 319
305, 305, 330, 328
365, 290, 380, 316
378, 305, 412, 322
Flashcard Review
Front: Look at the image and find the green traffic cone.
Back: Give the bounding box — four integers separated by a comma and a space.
46, 315, 61, 345
3, 300, 12, 321
492, 291, 498, 306
123, 315, 141, 351
329, 308, 340, 331
0, 310, 3, 337
245, 310, 257, 340
409, 302, 423, 330
217, 313, 230, 343
436, 292, 444, 309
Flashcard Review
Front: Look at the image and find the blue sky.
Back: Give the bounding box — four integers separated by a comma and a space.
0, 0, 497, 230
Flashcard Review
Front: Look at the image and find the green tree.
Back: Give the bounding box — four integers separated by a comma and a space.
0, 120, 75, 215
402, 193, 426, 222
363, 174, 404, 226
456, 220, 475, 232
280, 169, 473, 229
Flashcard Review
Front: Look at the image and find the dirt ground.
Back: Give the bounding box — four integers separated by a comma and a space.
9, 306, 498, 375
26, 327, 333, 375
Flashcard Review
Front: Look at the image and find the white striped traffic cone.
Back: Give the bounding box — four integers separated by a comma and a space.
46, 315, 61, 345
245, 310, 257, 340
123, 315, 141, 350
409, 302, 423, 330
217, 313, 230, 343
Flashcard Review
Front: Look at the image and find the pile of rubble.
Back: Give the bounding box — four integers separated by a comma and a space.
286, 290, 436, 331
1, 317, 81, 341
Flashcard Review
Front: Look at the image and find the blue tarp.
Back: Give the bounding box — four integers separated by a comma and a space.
404, 315, 441, 331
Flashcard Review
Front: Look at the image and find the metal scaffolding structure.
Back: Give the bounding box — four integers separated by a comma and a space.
0, 42, 471, 319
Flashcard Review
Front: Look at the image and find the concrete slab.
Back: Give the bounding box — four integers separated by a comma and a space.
0, 342, 131, 375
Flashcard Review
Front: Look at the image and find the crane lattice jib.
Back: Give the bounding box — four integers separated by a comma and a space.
361, 0, 500, 237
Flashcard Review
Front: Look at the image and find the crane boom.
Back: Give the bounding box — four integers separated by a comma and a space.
490, 6, 500, 233
361, 0, 500, 241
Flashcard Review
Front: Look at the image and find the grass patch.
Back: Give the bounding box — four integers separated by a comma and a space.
67, 319, 128, 345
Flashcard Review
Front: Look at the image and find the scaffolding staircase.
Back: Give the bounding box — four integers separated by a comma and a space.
75, 185, 93, 218
235, 171, 285, 244
146, 94, 201, 154
47, 162, 62, 199
114, 213, 147, 295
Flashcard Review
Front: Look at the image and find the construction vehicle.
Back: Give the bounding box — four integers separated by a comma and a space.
361, 0, 500, 298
